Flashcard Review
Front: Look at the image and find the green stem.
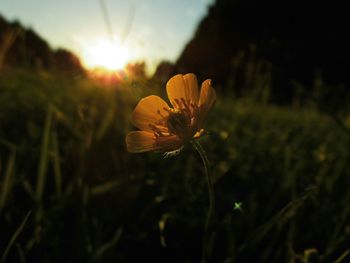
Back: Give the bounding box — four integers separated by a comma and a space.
191, 140, 215, 263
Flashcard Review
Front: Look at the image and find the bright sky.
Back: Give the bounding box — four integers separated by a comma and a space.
0, 0, 214, 73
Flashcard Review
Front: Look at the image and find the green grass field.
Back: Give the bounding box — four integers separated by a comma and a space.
1, 70, 350, 263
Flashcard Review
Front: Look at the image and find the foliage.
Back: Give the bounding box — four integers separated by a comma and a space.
0, 70, 350, 262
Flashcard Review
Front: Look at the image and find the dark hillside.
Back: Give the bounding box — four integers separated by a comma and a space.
176, 0, 349, 100
0, 14, 84, 74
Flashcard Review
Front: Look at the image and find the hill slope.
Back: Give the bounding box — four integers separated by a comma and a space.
176, 0, 350, 98
0, 14, 84, 74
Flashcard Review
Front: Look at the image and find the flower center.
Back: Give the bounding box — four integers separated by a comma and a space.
166, 111, 191, 138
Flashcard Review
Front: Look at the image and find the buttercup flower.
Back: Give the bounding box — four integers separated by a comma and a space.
126, 73, 216, 153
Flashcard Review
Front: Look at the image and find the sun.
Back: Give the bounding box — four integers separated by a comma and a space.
82, 38, 130, 71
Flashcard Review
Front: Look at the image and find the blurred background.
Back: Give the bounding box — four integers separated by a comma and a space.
1, 0, 350, 262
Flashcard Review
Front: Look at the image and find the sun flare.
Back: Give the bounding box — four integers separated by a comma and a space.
82, 38, 130, 71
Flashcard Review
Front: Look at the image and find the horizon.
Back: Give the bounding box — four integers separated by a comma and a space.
0, 0, 214, 74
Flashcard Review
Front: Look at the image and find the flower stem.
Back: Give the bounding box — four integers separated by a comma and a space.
191, 139, 215, 263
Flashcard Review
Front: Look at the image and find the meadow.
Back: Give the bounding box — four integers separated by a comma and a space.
0, 69, 350, 263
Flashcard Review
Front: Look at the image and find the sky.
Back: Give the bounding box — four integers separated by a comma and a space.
0, 0, 214, 73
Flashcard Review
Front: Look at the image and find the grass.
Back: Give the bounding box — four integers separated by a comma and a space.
0, 211, 31, 263
0, 69, 350, 262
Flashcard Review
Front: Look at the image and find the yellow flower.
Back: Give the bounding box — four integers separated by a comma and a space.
126, 73, 216, 153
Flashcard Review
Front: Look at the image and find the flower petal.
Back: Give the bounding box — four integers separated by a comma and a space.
154, 135, 183, 152
166, 73, 199, 109
126, 131, 157, 153
126, 131, 183, 153
198, 79, 216, 126
131, 95, 170, 132
199, 79, 216, 109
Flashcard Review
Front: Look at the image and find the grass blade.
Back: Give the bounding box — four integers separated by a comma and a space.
16, 244, 26, 263
51, 130, 62, 197
90, 180, 120, 196
0, 149, 16, 213
334, 249, 350, 263
36, 106, 53, 202
92, 227, 123, 261
0, 211, 31, 263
